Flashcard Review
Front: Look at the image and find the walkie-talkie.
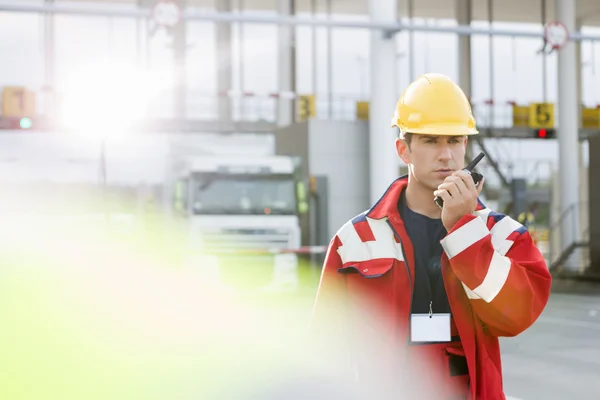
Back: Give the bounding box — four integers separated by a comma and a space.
434, 152, 486, 209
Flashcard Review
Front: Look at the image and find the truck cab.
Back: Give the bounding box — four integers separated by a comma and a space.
170, 155, 305, 293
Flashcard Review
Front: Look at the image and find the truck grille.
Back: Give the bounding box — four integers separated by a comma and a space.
200, 228, 291, 251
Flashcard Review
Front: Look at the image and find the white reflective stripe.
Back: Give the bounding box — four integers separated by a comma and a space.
490, 215, 523, 256
439, 211, 522, 301
459, 215, 522, 302
336, 220, 371, 262
472, 208, 524, 253
440, 216, 489, 259
473, 207, 492, 223
471, 251, 512, 302
462, 282, 481, 299
366, 217, 404, 261
466, 209, 491, 288
461, 215, 487, 299
336, 217, 404, 263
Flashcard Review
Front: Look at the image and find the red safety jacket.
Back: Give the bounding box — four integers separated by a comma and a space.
311, 177, 552, 400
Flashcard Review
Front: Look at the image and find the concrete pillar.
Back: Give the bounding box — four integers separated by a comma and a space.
311, 0, 318, 95
216, 0, 233, 122
172, 0, 187, 119
588, 136, 600, 273
407, 0, 415, 81
44, 0, 55, 115
368, 0, 398, 203
238, 0, 245, 114
456, 0, 473, 159
136, 0, 143, 70
575, 19, 586, 176
277, 0, 296, 127
575, 19, 590, 269
456, 0, 472, 99
542, 0, 549, 102
555, 0, 580, 270
326, 0, 333, 119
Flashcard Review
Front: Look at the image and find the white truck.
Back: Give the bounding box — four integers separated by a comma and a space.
167, 143, 306, 294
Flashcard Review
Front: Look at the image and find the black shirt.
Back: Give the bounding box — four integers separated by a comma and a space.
398, 191, 452, 315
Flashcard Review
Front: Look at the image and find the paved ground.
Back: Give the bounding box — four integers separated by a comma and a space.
501, 291, 600, 400
277, 282, 600, 400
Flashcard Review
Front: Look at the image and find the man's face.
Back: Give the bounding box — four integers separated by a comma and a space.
396, 134, 468, 192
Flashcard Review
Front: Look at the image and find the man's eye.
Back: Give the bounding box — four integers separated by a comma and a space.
425, 139, 436, 144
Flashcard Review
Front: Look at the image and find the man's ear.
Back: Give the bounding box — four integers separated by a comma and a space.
395, 138, 410, 164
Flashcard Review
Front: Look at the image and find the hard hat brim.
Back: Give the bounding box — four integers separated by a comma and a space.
391, 120, 479, 136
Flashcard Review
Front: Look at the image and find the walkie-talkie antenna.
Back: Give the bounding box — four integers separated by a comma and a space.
465, 152, 485, 172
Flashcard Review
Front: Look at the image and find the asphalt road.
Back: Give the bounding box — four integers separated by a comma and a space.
255, 288, 600, 399
501, 291, 600, 400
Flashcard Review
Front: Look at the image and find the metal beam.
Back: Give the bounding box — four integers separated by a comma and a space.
3, 116, 600, 137
0, 117, 276, 134
5, 115, 600, 137
0, 3, 152, 18
134, 118, 277, 133
2, 3, 600, 41
479, 126, 600, 140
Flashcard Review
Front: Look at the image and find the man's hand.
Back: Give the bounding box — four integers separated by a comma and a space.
433, 170, 485, 232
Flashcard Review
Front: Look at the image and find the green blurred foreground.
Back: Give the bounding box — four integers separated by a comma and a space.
0, 209, 448, 399
0, 213, 332, 400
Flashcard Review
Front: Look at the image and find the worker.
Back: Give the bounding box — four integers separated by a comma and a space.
310, 73, 552, 399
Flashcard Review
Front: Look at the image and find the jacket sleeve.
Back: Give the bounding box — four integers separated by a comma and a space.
440, 213, 552, 337
310, 236, 348, 336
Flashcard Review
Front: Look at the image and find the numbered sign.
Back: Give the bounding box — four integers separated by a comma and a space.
1, 87, 36, 117
296, 95, 315, 121
512, 105, 529, 127
356, 101, 370, 121
581, 107, 600, 129
529, 103, 554, 129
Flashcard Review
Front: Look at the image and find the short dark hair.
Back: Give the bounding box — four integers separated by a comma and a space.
396, 127, 413, 149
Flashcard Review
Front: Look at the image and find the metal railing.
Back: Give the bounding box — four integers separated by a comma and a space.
471, 103, 517, 130
4, 2, 600, 43
143, 93, 554, 127
36, 88, 574, 132
547, 200, 590, 272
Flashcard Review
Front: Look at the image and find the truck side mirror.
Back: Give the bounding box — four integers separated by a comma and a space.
296, 181, 308, 215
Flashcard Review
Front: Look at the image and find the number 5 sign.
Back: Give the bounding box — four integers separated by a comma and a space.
529, 102, 554, 129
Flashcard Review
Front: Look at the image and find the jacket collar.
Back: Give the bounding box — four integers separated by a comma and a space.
366, 176, 408, 220
366, 175, 487, 221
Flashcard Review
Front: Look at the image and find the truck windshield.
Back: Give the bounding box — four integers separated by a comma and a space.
191, 174, 297, 215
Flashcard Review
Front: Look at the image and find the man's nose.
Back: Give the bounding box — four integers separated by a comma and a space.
438, 144, 452, 161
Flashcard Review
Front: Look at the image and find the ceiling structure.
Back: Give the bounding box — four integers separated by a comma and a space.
53, 0, 600, 26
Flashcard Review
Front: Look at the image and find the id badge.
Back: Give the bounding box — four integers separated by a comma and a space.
410, 313, 451, 342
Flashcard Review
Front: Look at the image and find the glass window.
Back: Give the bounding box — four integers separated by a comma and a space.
191, 173, 297, 215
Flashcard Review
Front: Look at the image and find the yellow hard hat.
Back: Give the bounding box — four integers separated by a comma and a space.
391, 73, 478, 136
